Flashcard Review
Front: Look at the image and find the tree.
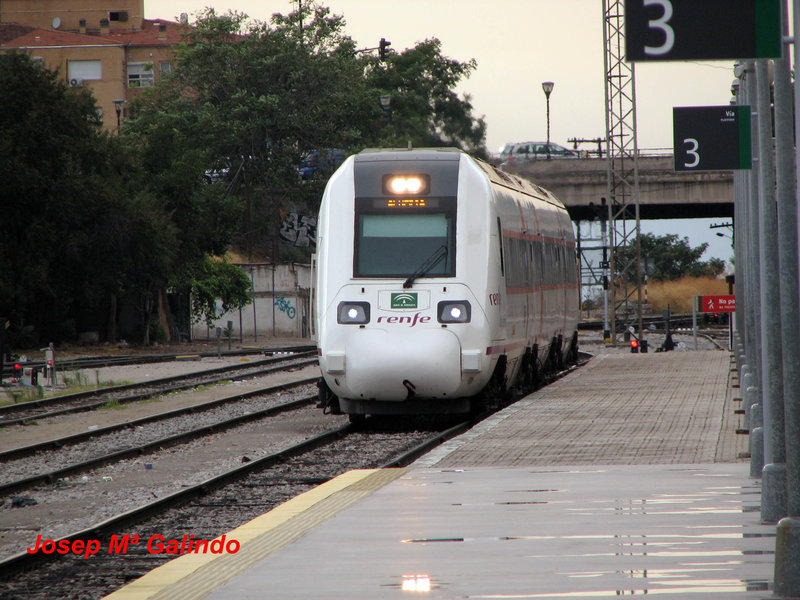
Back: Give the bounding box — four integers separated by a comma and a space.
0, 53, 179, 345
365, 38, 487, 156
126, 4, 373, 260
188, 257, 254, 326
128, 3, 489, 260
617, 233, 726, 282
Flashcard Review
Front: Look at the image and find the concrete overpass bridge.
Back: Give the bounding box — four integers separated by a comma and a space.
504, 155, 734, 221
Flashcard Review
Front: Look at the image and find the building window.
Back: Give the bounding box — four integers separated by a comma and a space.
159, 61, 171, 74
127, 62, 154, 87
67, 59, 101, 85
109, 11, 129, 22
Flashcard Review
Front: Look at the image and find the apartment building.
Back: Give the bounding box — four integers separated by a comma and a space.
0, 0, 190, 131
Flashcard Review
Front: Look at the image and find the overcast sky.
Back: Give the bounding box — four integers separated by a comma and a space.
144, 1, 738, 261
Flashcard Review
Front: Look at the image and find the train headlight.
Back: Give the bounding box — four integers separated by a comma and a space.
337, 301, 370, 324
383, 174, 430, 196
437, 300, 471, 324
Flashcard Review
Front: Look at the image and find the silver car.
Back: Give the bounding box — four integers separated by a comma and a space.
499, 141, 579, 163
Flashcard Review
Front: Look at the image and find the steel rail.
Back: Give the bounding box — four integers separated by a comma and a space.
0, 377, 319, 462
0, 394, 318, 497
0, 422, 353, 577
0, 351, 316, 417
0, 345, 316, 378
0, 356, 318, 427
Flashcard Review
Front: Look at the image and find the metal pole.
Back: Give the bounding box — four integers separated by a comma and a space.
755, 58, 786, 523
774, 1, 800, 593
602, 202, 609, 340
251, 271, 258, 343
272, 264, 276, 337
546, 96, 551, 145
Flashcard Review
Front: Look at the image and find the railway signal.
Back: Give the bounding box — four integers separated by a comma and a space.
379, 38, 391, 60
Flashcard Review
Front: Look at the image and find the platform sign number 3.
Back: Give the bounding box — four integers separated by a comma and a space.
672, 106, 751, 172
639, 0, 674, 57
624, 0, 781, 62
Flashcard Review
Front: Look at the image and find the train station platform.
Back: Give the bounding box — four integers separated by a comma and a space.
105, 349, 776, 600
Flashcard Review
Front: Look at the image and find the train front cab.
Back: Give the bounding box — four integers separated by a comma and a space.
314, 149, 504, 416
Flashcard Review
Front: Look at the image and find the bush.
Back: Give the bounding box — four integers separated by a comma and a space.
646, 276, 730, 314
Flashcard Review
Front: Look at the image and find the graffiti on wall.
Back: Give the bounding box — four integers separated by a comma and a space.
274, 297, 296, 319
279, 210, 317, 249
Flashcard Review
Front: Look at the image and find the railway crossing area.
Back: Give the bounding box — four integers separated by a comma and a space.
104, 349, 775, 599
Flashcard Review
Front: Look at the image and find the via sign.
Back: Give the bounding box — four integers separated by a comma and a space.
673, 106, 751, 172
699, 295, 736, 313
625, 0, 781, 61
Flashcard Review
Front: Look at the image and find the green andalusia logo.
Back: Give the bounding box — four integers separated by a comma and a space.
391, 292, 418, 309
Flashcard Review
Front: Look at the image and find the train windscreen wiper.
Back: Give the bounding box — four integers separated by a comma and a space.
403, 245, 448, 289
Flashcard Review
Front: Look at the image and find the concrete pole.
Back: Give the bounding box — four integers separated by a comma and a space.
770, 2, 798, 524
744, 64, 764, 478
774, 1, 800, 594
755, 59, 786, 523
732, 73, 749, 410
736, 102, 753, 424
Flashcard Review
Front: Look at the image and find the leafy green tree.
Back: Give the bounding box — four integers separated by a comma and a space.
188, 257, 254, 325
128, 3, 488, 261
126, 4, 374, 268
365, 38, 487, 157
617, 233, 726, 282
0, 53, 179, 345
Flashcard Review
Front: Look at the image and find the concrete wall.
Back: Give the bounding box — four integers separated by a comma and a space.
191, 263, 311, 343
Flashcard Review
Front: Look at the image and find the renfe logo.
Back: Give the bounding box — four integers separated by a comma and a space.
376, 312, 431, 327
391, 292, 418, 309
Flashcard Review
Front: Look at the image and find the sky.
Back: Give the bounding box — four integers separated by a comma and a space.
144, 0, 739, 263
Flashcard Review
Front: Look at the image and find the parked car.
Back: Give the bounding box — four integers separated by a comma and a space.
499, 141, 579, 164
299, 148, 348, 180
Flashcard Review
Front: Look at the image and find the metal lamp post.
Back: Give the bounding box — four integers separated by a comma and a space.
541, 81, 554, 157
541, 81, 554, 140
112, 99, 125, 134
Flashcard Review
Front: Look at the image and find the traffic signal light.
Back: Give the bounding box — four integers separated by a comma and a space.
379, 38, 391, 60
630, 339, 639, 353
11, 362, 22, 383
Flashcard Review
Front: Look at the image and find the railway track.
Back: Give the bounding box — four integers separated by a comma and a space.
0, 345, 316, 380
0, 378, 319, 495
0, 351, 317, 426
0, 352, 589, 599
0, 415, 471, 599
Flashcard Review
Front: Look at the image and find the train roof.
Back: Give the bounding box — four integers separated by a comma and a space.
356, 147, 462, 163
355, 147, 566, 211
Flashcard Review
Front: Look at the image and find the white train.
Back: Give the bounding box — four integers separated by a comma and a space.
312, 148, 579, 419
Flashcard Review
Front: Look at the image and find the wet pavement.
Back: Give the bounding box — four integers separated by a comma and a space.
196, 464, 771, 599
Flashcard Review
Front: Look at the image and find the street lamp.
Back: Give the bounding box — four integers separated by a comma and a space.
541, 81, 554, 151
112, 99, 125, 133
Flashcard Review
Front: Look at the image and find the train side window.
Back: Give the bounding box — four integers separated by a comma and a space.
497, 218, 505, 276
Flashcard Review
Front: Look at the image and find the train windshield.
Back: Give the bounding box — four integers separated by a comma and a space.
354, 199, 455, 278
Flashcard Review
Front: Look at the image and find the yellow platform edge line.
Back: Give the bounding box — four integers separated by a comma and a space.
102, 467, 408, 600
